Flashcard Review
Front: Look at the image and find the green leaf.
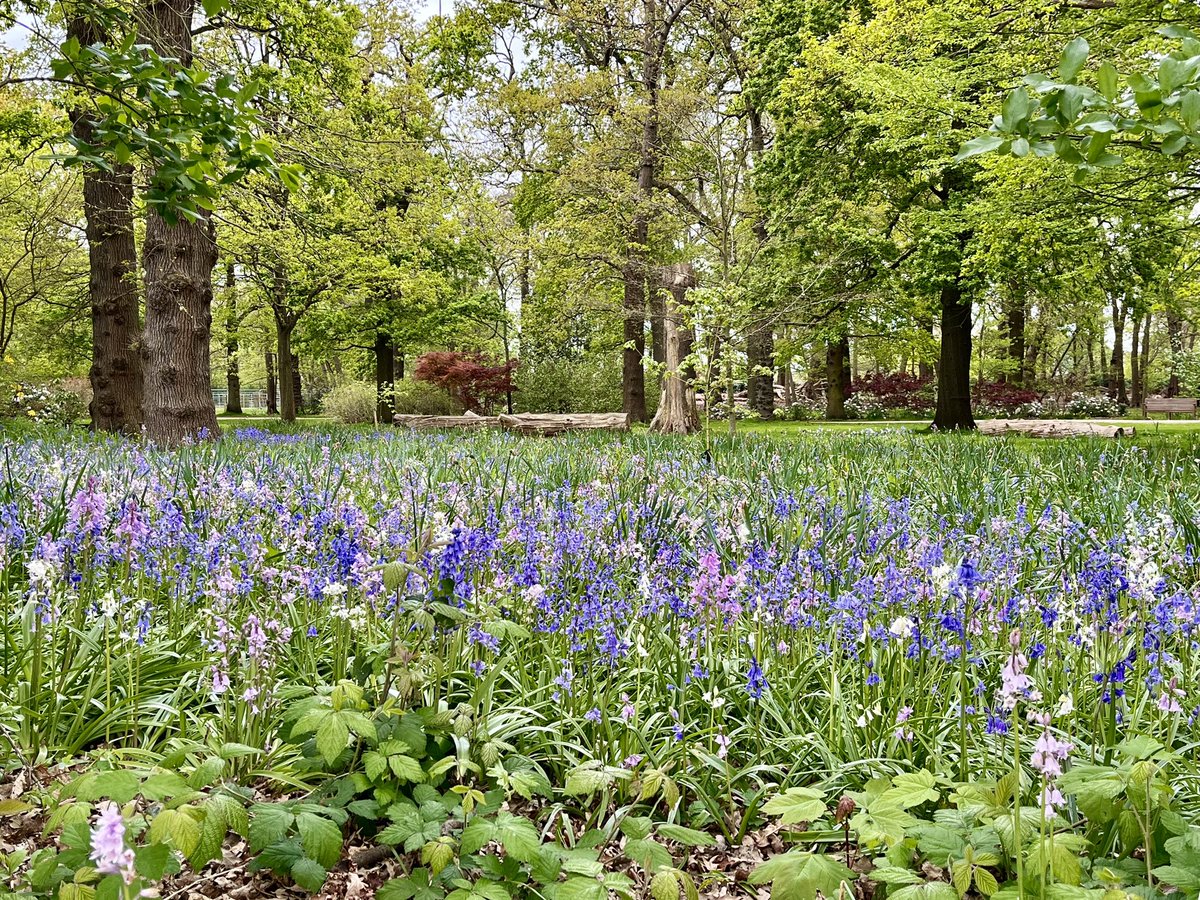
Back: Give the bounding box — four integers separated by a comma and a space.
1097, 62, 1120, 100
495, 813, 542, 861
134, 843, 172, 881
1153, 864, 1200, 892
913, 824, 968, 867
149, 808, 200, 857
624, 838, 673, 873
565, 764, 614, 796
249, 804, 295, 852
955, 135, 1004, 161
762, 788, 827, 825
650, 870, 679, 900
880, 771, 939, 810
421, 838, 456, 876
892, 884, 959, 900
316, 711, 351, 764
290, 857, 328, 892
1000, 89, 1031, 132
296, 812, 342, 869
748, 851, 857, 900
1059, 37, 1089, 82
656, 824, 716, 848
79, 771, 140, 805
620, 817, 654, 840
389, 755, 426, 783
555, 877, 607, 900
869, 867, 923, 885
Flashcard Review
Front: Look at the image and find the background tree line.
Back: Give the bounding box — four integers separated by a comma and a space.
3, 0, 1200, 437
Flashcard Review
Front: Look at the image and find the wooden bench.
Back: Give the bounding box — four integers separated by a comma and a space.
1143, 397, 1199, 419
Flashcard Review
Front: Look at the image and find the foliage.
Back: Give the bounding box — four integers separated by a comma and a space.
391, 381, 464, 417
413, 352, 517, 414
513, 356, 622, 415
320, 381, 378, 424
3, 381, 88, 426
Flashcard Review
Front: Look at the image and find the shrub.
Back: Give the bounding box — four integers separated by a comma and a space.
3, 381, 88, 426
515, 357, 623, 414
413, 352, 518, 414
973, 380, 1043, 417
320, 381, 377, 423
845, 392, 886, 420
392, 380, 462, 416
1063, 392, 1124, 418
849, 372, 935, 414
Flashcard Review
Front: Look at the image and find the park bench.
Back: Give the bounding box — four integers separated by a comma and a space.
1143, 397, 1199, 419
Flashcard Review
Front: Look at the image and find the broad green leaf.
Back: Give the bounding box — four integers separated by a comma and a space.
296, 812, 342, 869
1059, 37, 1089, 82
748, 851, 856, 900
762, 788, 827, 825
656, 824, 715, 848
290, 857, 327, 892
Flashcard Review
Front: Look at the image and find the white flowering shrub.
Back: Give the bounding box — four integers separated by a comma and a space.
3, 381, 88, 426
1063, 392, 1123, 418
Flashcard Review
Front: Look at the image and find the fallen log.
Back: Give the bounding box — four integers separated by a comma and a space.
976, 419, 1133, 439
498, 413, 630, 436
394, 414, 501, 430
394, 412, 630, 435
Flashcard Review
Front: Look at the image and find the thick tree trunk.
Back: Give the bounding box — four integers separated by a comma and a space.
1130, 312, 1143, 408
276, 316, 296, 422
650, 264, 699, 434
1167, 306, 1182, 397
1109, 295, 1128, 405
1002, 294, 1026, 386
265, 351, 278, 414
68, 15, 143, 434
292, 353, 302, 413
933, 278, 976, 430
919, 318, 935, 380
375, 331, 395, 423
139, 0, 218, 444
1140, 311, 1151, 400
224, 263, 241, 415
825, 337, 849, 420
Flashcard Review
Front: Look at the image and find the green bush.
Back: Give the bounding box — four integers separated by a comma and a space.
320, 381, 377, 423
391, 379, 462, 416
515, 356, 623, 414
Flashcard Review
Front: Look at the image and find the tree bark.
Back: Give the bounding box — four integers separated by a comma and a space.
265, 350, 278, 414
1109, 294, 1128, 405
276, 315, 296, 422
825, 337, 849, 420
375, 331, 395, 423
68, 14, 143, 435
1130, 311, 1142, 408
650, 264, 699, 433
1001, 293, 1026, 386
224, 262, 242, 415
1167, 305, 1182, 397
291, 352, 302, 413
139, 0, 218, 445
933, 276, 976, 430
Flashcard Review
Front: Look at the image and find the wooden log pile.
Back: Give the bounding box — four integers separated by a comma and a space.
394, 412, 630, 436
976, 419, 1133, 439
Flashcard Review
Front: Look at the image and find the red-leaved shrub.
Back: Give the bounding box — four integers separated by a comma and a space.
413, 352, 518, 414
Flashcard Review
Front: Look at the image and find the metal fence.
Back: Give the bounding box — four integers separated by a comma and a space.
212, 388, 274, 411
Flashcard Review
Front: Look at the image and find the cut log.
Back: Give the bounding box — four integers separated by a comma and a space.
394, 415, 500, 430
498, 413, 630, 436
976, 419, 1133, 439
393, 412, 630, 435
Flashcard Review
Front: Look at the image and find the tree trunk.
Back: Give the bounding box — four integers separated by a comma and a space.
1140, 311, 1151, 400
139, 0, 218, 445
1130, 312, 1142, 408
1002, 293, 1026, 386
1109, 295, 1128, 405
1167, 306, 1182, 396
69, 14, 143, 435
276, 315, 296, 422
825, 337, 849, 420
375, 331, 395, 423
650, 264, 699, 433
291, 352, 302, 414
919, 318, 935, 380
224, 263, 242, 415
933, 277, 976, 430
265, 351, 278, 414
